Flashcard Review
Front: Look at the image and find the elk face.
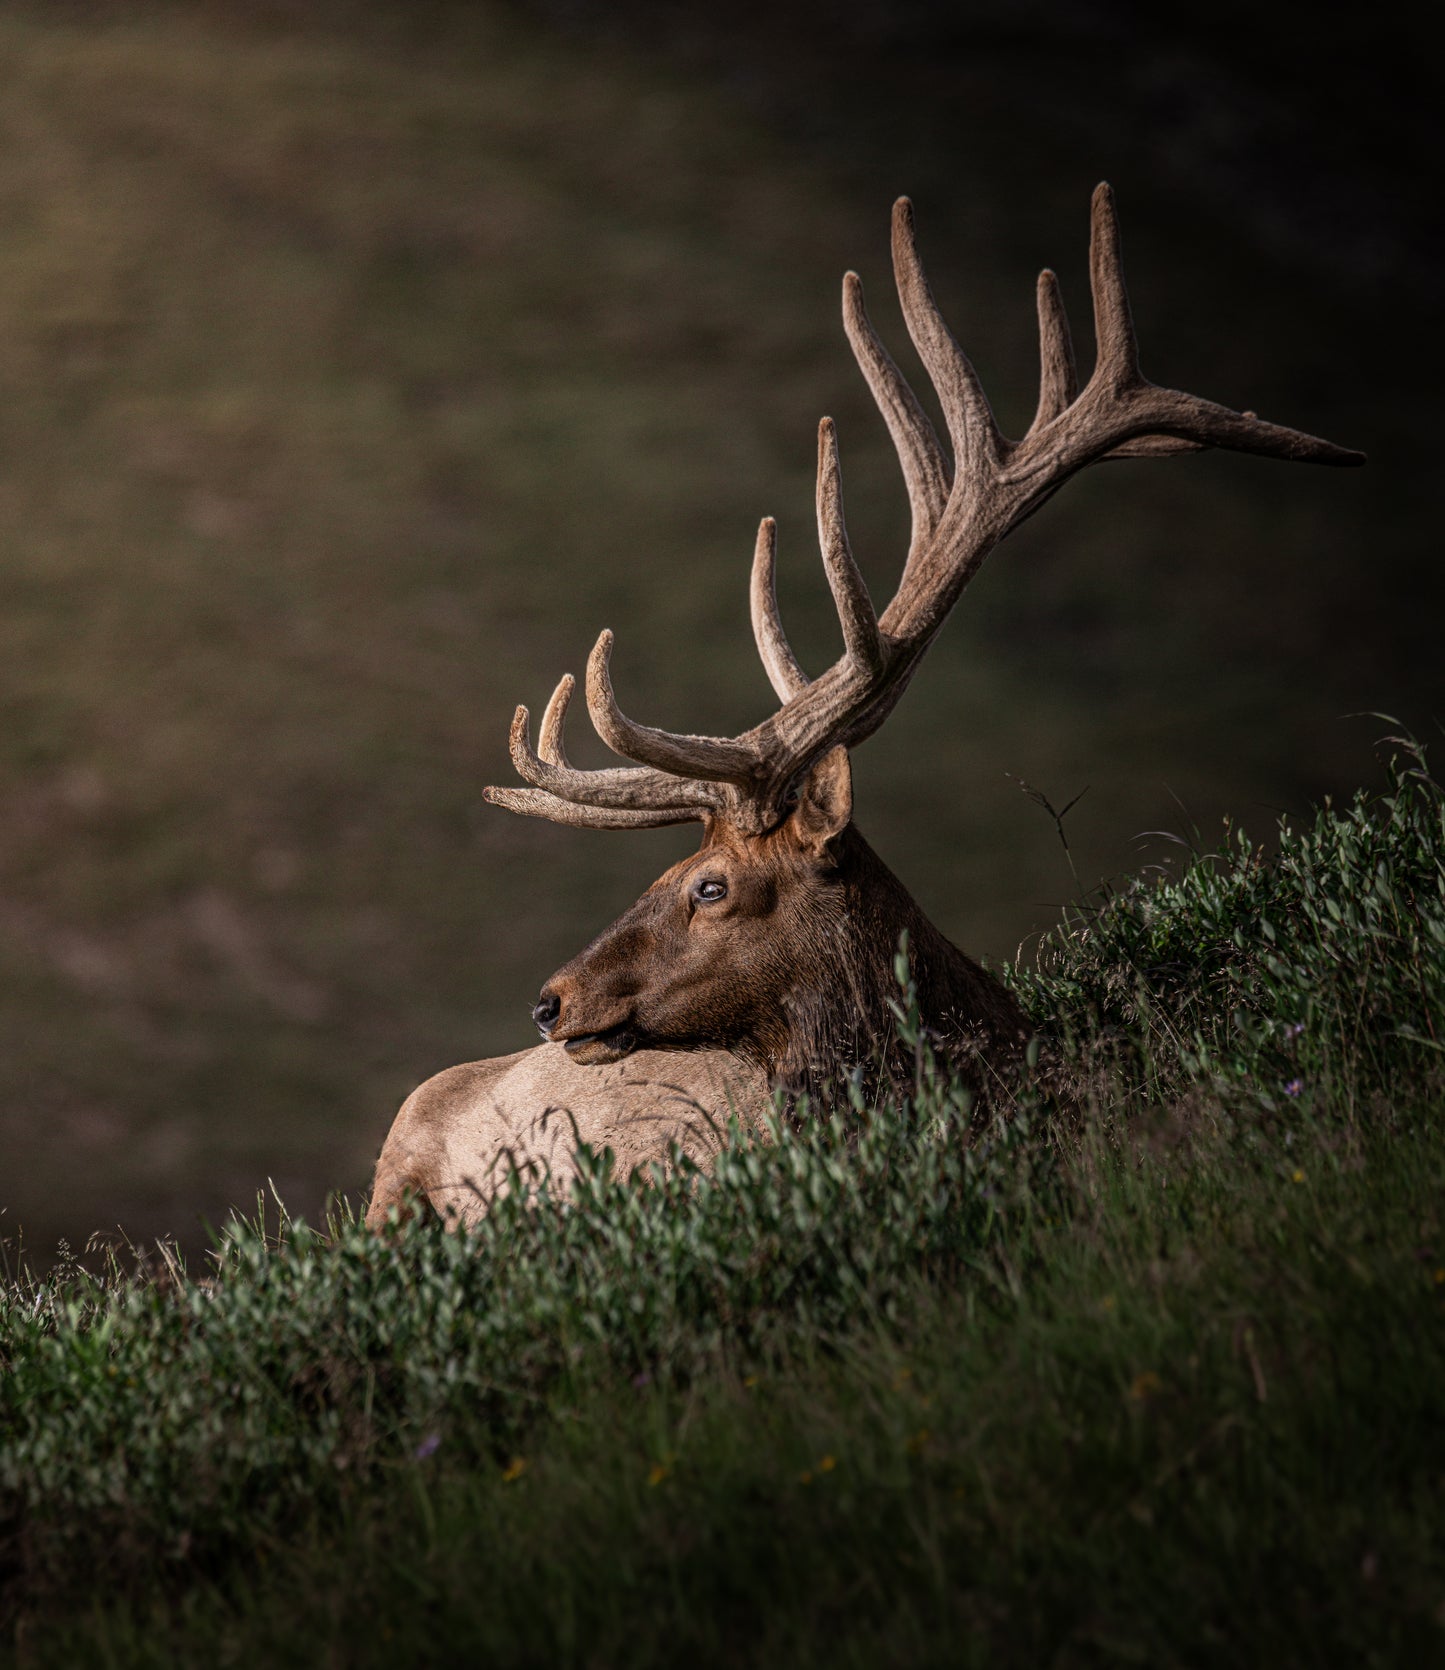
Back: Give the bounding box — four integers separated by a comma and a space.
532, 751, 852, 1065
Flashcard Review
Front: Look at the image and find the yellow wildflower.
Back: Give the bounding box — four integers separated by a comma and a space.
1129, 1371, 1163, 1403
648, 1461, 671, 1487
501, 1457, 527, 1483
817, 1454, 837, 1474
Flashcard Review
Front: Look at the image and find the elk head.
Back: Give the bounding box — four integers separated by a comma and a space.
527, 746, 859, 1070
484, 185, 1362, 1091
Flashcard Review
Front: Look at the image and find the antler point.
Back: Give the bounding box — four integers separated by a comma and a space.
508, 706, 535, 769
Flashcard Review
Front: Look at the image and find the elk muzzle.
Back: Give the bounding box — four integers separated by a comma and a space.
533, 975, 640, 1064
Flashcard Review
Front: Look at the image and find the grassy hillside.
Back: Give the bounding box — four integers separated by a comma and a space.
2, 747, 1441, 1664
0, 3, 1427, 1256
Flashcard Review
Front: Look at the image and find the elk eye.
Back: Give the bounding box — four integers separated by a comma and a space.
693, 878, 728, 904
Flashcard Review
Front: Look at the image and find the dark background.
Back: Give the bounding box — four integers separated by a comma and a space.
0, 0, 1438, 1257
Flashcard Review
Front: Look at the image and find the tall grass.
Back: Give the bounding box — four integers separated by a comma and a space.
2, 744, 1442, 1665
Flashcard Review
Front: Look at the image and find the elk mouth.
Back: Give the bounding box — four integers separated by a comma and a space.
560, 1022, 639, 1066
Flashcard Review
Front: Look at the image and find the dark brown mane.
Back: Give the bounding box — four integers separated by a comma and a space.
765, 825, 1027, 1100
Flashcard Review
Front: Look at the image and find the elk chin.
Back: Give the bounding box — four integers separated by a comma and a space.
562, 1025, 638, 1066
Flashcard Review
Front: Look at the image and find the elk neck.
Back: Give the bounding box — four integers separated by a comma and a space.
757, 821, 1027, 1098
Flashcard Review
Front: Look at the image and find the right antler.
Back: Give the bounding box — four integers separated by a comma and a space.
485, 183, 1363, 835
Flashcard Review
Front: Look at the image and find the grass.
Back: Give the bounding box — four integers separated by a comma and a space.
2, 741, 1441, 1665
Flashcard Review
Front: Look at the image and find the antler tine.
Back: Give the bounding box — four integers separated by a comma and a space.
891, 197, 1004, 476
749, 516, 809, 701
1120, 390, 1366, 465
537, 673, 575, 766
504, 700, 723, 812
1032, 259, 1194, 458
585, 630, 760, 783
480, 786, 705, 829
816, 419, 885, 678
842, 270, 950, 558
1029, 268, 1077, 434
1086, 182, 1141, 393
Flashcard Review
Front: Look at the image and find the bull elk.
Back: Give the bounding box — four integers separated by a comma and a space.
366, 184, 1361, 1228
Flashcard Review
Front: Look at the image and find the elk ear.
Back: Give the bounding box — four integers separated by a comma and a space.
789, 746, 852, 854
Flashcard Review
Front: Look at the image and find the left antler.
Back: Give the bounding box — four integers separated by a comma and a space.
484, 183, 1364, 835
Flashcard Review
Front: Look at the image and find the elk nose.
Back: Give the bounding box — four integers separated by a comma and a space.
532, 991, 561, 1037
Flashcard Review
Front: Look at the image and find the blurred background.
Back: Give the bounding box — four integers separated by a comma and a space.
0, 0, 1437, 1257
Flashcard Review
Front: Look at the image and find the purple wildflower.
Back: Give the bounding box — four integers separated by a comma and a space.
414, 1433, 442, 1460
1284, 1079, 1304, 1098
